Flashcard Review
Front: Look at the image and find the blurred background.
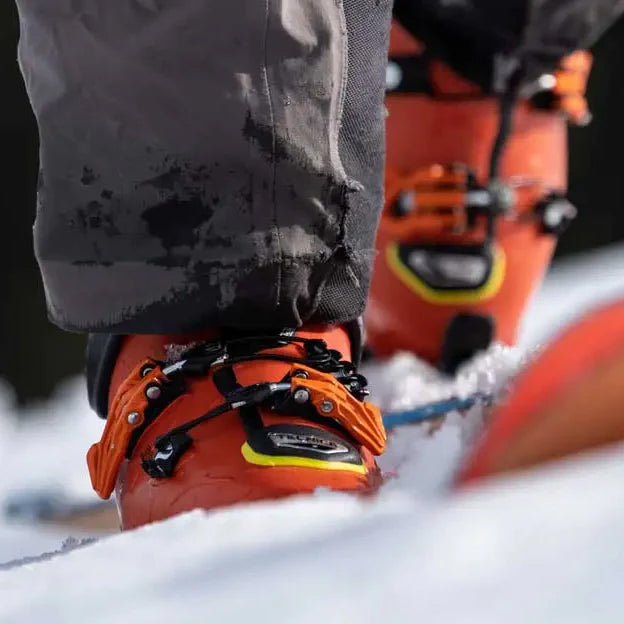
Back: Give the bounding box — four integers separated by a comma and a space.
2, 4, 624, 404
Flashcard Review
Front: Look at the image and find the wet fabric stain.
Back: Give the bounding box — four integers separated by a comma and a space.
142, 195, 214, 252
81, 167, 99, 186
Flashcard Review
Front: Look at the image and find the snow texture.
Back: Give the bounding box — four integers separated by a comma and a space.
0, 244, 622, 623
365, 343, 527, 495
3, 450, 624, 624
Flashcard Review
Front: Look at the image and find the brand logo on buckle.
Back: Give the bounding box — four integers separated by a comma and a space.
268, 432, 349, 455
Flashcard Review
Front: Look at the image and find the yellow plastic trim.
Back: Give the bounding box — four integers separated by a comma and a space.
241, 442, 368, 475
386, 242, 506, 305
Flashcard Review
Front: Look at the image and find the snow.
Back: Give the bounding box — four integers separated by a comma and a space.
3, 449, 624, 623
366, 344, 526, 495
0, 378, 104, 503
0, 244, 623, 623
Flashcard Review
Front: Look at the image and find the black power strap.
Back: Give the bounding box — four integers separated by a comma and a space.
213, 366, 264, 437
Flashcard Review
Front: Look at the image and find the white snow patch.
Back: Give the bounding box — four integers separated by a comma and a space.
2, 446, 624, 623
0, 377, 103, 504
364, 342, 528, 495
0, 378, 105, 561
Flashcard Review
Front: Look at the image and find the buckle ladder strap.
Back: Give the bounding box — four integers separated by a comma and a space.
290, 365, 386, 456
87, 360, 168, 499
384, 165, 556, 240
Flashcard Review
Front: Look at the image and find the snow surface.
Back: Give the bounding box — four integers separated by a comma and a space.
0, 244, 622, 623
4, 448, 624, 624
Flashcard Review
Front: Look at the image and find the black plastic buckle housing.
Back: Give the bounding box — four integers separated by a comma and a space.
142, 432, 193, 479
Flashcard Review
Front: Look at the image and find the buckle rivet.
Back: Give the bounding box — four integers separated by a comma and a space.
293, 388, 310, 404
320, 400, 334, 414
146, 385, 162, 400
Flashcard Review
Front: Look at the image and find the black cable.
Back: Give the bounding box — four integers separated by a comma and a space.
153, 401, 234, 448
489, 67, 524, 181
484, 66, 526, 239
191, 353, 333, 370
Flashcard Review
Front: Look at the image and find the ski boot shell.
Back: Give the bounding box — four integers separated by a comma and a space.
366, 22, 591, 372
86, 326, 385, 530
458, 299, 624, 484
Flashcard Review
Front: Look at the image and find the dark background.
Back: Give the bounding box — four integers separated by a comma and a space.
2, 4, 624, 404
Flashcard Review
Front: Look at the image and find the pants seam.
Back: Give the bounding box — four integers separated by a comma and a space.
262, 0, 283, 306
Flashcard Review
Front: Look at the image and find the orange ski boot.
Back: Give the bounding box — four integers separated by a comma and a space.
457, 298, 624, 485
85, 325, 386, 530
366, 21, 592, 372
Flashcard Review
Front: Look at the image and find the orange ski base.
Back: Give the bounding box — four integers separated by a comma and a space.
458, 299, 624, 485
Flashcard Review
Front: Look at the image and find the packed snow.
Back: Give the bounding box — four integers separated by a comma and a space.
4, 449, 624, 623
0, 244, 623, 623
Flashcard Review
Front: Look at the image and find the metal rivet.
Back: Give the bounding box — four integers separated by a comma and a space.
487, 181, 515, 214
127, 412, 140, 425
141, 365, 154, 378
320, 400, 334, 414
146, 385, 162, 400
385, 61, 403, 91
294, 370, 309, 379
393, 190, 416, 217
543, 204, 563, 229
578, 111, 593, 127
537, 73, 557, 91
293, 388, 310, 404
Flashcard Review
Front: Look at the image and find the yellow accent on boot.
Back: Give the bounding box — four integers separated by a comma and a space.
386, 243, 506, 304
241, 442, 368, 474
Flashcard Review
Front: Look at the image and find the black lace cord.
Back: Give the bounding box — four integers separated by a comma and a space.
180, 353, 334, 375
168, 335, 355, 382
151, 336, 368, 452
203, 335, 327, 355
485, 68, 525, 240
152, 382, 289, 451
488, 90, 519, 181
169, 336, 337, 376
169, 335, 312, 363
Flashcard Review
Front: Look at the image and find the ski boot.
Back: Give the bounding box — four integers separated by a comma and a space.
86, 325, 386, 530
365, 21, 592, 372
458, 298, 624, 484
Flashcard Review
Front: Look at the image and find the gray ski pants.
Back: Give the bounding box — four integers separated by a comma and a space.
15, 0, 623, 334
17, 0, 393, 333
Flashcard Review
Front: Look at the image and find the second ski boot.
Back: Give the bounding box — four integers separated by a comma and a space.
366, 22, 592, 372
86, 325, 385, 530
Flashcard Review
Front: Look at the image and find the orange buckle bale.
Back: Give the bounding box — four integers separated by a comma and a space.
289, 364, 387, 456
383, 164, 549, 240
87, 360, 168, 499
